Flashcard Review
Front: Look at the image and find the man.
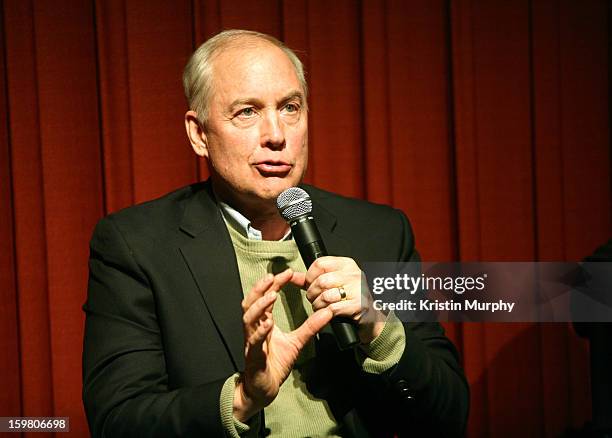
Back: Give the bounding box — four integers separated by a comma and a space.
83, 30, 469, 437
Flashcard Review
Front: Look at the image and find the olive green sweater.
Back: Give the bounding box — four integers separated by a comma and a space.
219, 221, 405, 437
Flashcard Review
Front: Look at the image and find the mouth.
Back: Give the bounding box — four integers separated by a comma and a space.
254, 161, 292, 176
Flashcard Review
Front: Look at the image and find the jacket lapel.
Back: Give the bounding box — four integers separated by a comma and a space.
305, 187, 352, 259
178, 183, 245, 371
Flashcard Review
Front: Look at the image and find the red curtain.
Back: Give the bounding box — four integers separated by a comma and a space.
1, 1, 610, 436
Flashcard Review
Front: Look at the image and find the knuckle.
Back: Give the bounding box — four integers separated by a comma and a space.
318, 274, 335, 290
313, 257, 330, 270
317, 277, 329, 290
323, 289, 335, 303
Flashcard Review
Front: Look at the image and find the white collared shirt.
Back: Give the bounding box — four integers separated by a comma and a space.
218, 201, 292, 241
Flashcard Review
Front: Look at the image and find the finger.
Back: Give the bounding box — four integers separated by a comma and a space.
243, 291, 278, 330
289, 271, 307, 289
243, 269, 291, 314
247, 312, 274, 347
252, 268, 293, 313
305, 271, 343, 302
304, 256, 340, 285
328, 299, 364, 320
258, 268, 294, 314
245, 315, 274, 366
304, 256, 358, 290
242, 273, 274, 311
270, 268, 294, 292
290, 308, 333, 348
311, 287, 345, 310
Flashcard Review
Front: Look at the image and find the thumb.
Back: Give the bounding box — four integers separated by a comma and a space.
290, 308, 333, 347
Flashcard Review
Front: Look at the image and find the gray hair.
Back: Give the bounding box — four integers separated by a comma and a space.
183, 29, 307, 124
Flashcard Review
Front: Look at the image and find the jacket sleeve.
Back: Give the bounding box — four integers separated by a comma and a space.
82, 216, 226, 437
358, 209, 470, 437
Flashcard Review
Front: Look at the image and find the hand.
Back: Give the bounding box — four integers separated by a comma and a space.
234, 269, 333, 422
291, 256, 386, 345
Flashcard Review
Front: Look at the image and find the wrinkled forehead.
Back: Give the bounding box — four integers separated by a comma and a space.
212, 38, 303, 86
209, 40, 302, 100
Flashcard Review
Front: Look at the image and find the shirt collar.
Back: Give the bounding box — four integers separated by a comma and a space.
218, 201, 292, 241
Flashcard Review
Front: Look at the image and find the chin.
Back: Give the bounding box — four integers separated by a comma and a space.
256, 186, 289, 201
256, 179, 299, 201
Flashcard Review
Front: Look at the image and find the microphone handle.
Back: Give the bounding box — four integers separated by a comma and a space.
291, 218, 360, 350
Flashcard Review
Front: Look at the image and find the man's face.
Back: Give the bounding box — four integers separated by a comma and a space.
199, 42, 308, 207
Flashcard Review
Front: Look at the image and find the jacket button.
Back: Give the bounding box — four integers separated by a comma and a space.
395, 379, 416, 402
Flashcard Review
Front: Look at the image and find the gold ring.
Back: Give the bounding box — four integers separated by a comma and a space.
338, 286, 347, 301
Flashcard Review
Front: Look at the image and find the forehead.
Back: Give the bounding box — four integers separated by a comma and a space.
210, 41, 302, 102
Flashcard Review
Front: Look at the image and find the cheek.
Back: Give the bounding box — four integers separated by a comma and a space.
209, 131, 254, 164
293, 128, 308, 161
215, 149, 260, 185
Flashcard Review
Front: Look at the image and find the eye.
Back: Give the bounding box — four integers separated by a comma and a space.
236, 107, 256, 118
282, 102, 300, 115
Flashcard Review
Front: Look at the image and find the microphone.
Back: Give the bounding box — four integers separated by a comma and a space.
277, 187, 359, 350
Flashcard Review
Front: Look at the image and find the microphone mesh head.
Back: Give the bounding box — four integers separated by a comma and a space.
276, 187, 312, 221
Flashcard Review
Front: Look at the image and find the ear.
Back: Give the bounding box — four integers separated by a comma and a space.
184, 110, 208, 158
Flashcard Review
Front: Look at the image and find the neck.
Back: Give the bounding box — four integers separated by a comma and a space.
213, 183, 290, 241
250, 212, 289, 241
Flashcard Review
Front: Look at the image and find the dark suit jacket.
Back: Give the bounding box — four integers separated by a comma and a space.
83, 181, 469, 437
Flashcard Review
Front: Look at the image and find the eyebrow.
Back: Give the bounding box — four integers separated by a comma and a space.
228, 90, 304, 112
279, 91, 304, 105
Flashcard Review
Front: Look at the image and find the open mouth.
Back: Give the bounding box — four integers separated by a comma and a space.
254, 161, 292, 176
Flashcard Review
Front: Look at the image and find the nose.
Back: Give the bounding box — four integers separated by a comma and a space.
260, 110, 285, 150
